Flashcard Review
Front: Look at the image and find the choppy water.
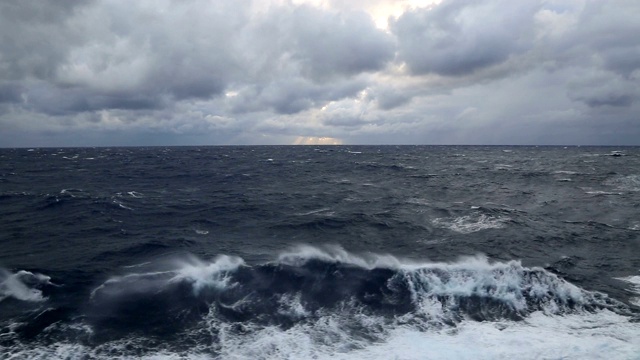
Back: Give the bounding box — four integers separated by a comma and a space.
1, 146, 639, 359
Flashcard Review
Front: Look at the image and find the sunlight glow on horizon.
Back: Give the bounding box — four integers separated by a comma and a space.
293, 136, 343, 145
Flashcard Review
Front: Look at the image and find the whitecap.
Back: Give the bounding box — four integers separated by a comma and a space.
127, 191, 143, 198
6, 248, 640, 359
495, 164, 513, 171
0, 268, 52, 302
295, 208, 333, 216
111, 198, 134, 210
605, 174, 640, 192
584, 190, 623, 196
615, 274, 640, 307
406, 198, 430, 206
432, 213, 510, 234
277, 244, 410, 270
90, 255, 246, 300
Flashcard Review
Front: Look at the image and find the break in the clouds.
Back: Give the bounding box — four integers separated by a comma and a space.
0, 0, 639, 146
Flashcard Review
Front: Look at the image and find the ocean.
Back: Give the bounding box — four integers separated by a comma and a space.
1, 145, 639, 359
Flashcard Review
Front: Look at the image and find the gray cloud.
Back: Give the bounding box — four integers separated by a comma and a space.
391, 0, 539, 76
576, 1, 640, 77
0, 82, 23, 103
229, 77, 367, 115
1, 0, 251, 116
1, 0, 640, 146
0, 1, 90, 81
24, 83, 167, 115
567, 73, 636, 108
285, 6, 395, 81
369, 87, 414, 110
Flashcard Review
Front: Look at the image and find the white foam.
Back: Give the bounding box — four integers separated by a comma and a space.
205, 307, 640, 360
295, 208, 333, 216
169, 255, 245, 295
606, 174, 640, 192
277, 293, 310, 319
127, 191, 143, 198
276, 244, 413, 270
583, 190, 623, 196
91, 255, 245, 300
60, 188, 83, 197
0, 269, 51, 302
495, 164, 513, 170
6, 250, 640, 359
276, 246, 599, 313
339, 310, 640, 360
406, 198, 430, 206
615, 274, 640, 307
5, 308, 640, 360
432, 213, 510, 234
112, 198, 134, 210
403, 255, 588, 314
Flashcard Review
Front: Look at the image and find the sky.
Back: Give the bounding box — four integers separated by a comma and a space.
1, 0, 639, 146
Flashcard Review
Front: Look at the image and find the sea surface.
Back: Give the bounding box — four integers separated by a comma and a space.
1, 145, 639, 359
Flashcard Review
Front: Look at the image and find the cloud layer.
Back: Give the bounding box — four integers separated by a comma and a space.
1, 0, 639, 146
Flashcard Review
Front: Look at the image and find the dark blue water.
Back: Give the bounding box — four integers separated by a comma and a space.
1, 146, 639, 359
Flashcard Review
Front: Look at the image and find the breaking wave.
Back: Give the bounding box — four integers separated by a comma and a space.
0, 268, 53, 303
4, 246, 638, 359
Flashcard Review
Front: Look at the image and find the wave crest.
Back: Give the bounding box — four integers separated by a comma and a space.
0, 268, 52, 302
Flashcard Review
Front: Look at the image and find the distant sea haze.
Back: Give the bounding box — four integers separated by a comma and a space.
1, 146, 639, 359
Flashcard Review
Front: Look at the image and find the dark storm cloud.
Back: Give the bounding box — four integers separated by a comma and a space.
547, 1, 640, 108
574, 1, 640, 77
283, 6, 395, 81
0, 1, 89, 81
230, 77, 367, 115
25, 83, 167, 115
0, 83, 23, 103
567, 76, 636, 108
1, 1, 392, 119
2, 0, 249, 115
391, 0, 539, 76
224, 4, 394, 115
2, 0, 640, 146
370, 87, 413, 110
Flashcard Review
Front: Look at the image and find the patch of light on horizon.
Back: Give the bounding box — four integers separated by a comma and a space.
293, 136, 343, 145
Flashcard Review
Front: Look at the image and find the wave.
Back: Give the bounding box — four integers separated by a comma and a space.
83, 246, 624, 337
605, 174, 640, 192
3, 246, 639, 359
0, 268, 53, 302
616, 274, 640, 307
432, 213, 511, 234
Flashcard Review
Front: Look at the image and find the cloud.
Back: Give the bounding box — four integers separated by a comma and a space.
391, 0, 540, 76
0, 82, 23, 104
284, 6, 395, 81
1, 0, 640, 146
567, 72, 637, 108
574, 1, 640, 77
229, 77, 368, 115
0, 1, 89, 81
